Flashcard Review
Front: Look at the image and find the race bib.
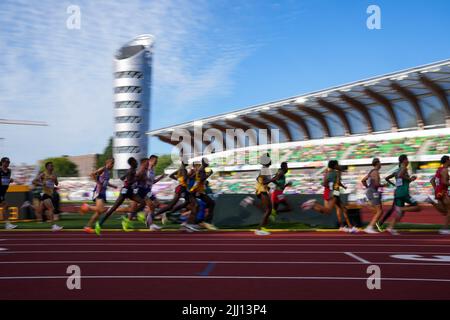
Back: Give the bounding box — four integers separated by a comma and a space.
133, 188, 139, 195
395, 178, 403, 187
373, 192, 379, 199
45, 180, 54, 188
120, 188, 128, 195
146, 191, 153, 198
277, 194, 285, 201
332, 190, 340, 196
1, 178, 10, 185
328, 182, 333, 190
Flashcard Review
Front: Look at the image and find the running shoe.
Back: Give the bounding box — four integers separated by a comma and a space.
149, 223, 162, 231
255, 229, 271, 236
339, 226, 349, 232
137, 212, 146, 223
348, 226, 359, 234
424, 196, 437, 205
4, 222, 17, 230
199, 222, 218, 230
438, 229, 450, 235
386, 228, 399, 235
301, 199, 316, 210
95, 222, 101, 235
364, 226, 378, 234
83, 226, 94, 234
240, 196, 254, 208
121, 217, 132, 232
181, 222, 200, 232
375, 222, 383, 232
51, 224, 63, 232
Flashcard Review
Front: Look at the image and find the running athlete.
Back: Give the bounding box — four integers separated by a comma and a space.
361, 158, 387, 234
0, 157, 17, 230
95, 157, 145, 235
189, 158, 217, 230
384, 154, 421, 235
429, 155, 450, 234
301, 160, 357, 233
133, 155, 165, 231
80, 158, 117, 233
153, 160, 198, 231
32, 161, 63, 231
240, 153, 274, 236
270, 162, 292, 216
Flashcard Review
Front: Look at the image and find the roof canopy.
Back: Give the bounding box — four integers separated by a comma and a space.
148, 59, 450, 149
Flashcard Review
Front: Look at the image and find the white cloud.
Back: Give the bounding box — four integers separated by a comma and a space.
0, 0, 252, 163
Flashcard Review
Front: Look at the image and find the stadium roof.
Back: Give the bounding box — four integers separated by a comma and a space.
148, 59, 450, 147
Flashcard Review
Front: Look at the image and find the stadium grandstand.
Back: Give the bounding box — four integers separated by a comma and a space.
147, 59, 450, 201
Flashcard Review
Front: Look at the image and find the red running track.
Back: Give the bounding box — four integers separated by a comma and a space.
0, 231, 449, 300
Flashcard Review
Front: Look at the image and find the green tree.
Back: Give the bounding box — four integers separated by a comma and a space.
97, 137, 113, 168
154, 154, 173, 175
40, 157, 79, 177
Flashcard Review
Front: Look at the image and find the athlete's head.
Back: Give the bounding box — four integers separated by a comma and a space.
148, 155, 158, 167
372, 158, 381, 169
328, 160, 338, 170
105, 158, 114, 170
1, 157, 10, 169
398, 154, 408, 167
140, 157, 149, 169
260, 153, 271, 167
440, 155, 450, 166
201, 157, 209, 168
127, 157, 138, 169
280, 161, 288, 172
45, 161, 54, 173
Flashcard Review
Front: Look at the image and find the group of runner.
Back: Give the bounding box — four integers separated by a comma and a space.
79, 155, 217, 234
1, 153, 449, 235
241, 153, 449, 236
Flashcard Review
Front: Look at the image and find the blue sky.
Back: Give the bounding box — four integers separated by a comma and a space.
0, 0, 449, 164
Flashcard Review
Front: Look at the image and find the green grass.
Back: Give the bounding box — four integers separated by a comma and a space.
0, 212, 444, 231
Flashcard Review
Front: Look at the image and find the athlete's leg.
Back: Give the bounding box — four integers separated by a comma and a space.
154, 192, 181, 216
99, 195, 126, 226
86, 198, 106, 228
259, 193, 272, 228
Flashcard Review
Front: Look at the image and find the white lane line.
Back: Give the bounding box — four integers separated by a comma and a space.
3, 243, 449, 247
0, 248, 7, 251
0, 260, 449, 266
0, 275, 449, 283
344, 252, 370, 264
3, 250, 450, 254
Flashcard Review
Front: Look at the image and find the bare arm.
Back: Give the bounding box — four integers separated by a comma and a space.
32, 173, 44, 186
169, 170, 178, 181
154, 174, 166, 184
361, 173, 369, 188
90, 167, 105, 181
385, 172, 396, 187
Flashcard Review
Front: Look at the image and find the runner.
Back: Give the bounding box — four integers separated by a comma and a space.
0, 157, 17, 230
429, 155, 450, 234
32, 161, 63, 231
301, 160, 357, 233
153, 159, 198, 232
361, 158, 387, 234
270, 162, 292, 217
80, 158, 117, 233
240, 153, 273, 236
384, 154, 421, 235
189, 158, 217, 230
136, 155, 166, 231
95, 157, 145, 235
